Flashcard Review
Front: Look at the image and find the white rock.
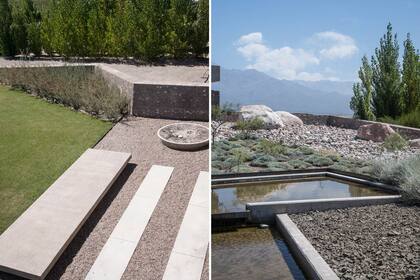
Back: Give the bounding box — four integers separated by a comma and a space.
275, 111, 303, 126
239, 105, 284, 128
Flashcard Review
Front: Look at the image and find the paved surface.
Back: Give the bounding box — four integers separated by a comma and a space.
0, 58, 208, 86
36, 117, 207, 280
0, 149, 131, 280
86, 165, 174, 280
163, 172, 209, 280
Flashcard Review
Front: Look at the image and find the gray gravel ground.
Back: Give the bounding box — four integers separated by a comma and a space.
0, 117, 208, 280
215, 123, 419, 161
291, 204, 420, 280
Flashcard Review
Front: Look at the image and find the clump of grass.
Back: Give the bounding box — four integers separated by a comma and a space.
235, 117, 265, 139
0, 65, 129, 121
372, 155, 420, 204
256, 139, 286, 156
382, 133, 408, 151
304, 154, 334, 167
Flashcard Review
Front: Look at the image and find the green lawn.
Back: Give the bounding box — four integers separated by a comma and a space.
0, 86, 113, 233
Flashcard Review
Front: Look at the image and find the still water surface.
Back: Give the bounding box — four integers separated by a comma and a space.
212, 227, 306, 280
212, 179, 388, 213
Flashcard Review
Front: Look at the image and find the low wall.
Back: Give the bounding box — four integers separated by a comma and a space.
294, 113, 420, 139
132, 84, 209, 121
97, 65, 210, 121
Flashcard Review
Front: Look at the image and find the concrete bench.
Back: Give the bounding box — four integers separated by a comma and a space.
0, 149, 131, 280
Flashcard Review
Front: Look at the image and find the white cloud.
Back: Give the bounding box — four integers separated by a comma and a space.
236, 32, 263, 45
235, 31, 357, 81
236, 32, 328, 81
313, 31, 358, 59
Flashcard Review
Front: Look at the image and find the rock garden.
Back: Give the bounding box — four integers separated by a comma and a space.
212, 104, 420, 279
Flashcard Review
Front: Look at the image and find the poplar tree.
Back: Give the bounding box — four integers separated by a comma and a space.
401, 33, 420, 113
0, 0, 15, 56
371, 23, 402, 118
350, 55, 375, 120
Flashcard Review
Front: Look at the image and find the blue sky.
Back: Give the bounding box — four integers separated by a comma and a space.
212, 0, 420, 81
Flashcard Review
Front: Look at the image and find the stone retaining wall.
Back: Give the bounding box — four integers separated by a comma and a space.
97, 65, 210, 121
294, 113, 420, 139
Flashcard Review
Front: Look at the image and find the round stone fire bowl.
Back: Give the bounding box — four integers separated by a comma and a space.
157, 123, 209, 151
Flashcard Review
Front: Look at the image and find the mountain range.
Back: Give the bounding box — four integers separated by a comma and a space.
213, 68, 355, 115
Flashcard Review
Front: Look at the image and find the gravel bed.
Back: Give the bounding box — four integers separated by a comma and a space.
215, 123, 419, 161
291, 204, 420, 280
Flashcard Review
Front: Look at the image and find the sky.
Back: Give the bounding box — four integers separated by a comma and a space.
212, 0, 420, 82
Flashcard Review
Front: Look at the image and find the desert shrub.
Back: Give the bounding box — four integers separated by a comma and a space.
256, 139, 286, 156
298, 145, 315, 155
229, 147, 252, 162
372, 155, 420, 204
266, 162, 292, 171
382, 133, 408, 151
250, 155, 276, 167
304, 155, 334, 167
235, 117, 264, 139
288, 159, 311, 169
0, 66, 128, 121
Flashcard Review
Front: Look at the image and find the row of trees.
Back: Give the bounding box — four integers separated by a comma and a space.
0, 0, 208, 59
350, 23, 420, 121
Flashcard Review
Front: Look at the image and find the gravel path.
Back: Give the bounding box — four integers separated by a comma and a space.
0, 117, 208, 280
215, 123, 419, 161
291, 204, 420, 280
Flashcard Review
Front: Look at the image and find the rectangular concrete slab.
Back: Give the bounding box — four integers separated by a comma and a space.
162, 171, 209, 280
85, 165, 174, 280
0, 149, 131, 280
276, 214, 339, 280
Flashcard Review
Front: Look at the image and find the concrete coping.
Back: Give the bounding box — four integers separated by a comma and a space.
246, 195, 401, 224
275, 214, 339, 280
211, 170, 399, 193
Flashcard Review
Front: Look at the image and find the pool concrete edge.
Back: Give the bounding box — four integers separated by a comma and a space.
275, 214, 339, 280
247, 195, 401, 224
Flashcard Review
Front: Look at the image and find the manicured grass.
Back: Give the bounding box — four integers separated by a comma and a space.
0, 86, 113, 233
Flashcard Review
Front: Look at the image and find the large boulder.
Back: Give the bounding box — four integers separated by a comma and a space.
356, 123, 396, 142
275, 111, 303, 126
239, 105, 284, 128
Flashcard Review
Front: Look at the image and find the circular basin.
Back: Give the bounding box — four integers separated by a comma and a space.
157, 123, 209, 151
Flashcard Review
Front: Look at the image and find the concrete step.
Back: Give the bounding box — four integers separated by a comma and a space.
162, 171, 209, 280
0, 149, 131, 280
85, 165, 174, 280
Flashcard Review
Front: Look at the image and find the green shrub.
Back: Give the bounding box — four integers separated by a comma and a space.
382, 133, 408, 151
298, 145, 315, 155
235, 117, 265, 139
256, 139, 286, 156
304, 155, 334, 167
398, 108, 420, 128
250, 155, 276, 167
0, 66, 128, 121
267, 162, 292, 171
288, 159, 311, 169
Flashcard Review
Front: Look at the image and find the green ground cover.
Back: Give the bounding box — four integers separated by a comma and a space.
0, 86, 113, 233
212, 138, 373, 176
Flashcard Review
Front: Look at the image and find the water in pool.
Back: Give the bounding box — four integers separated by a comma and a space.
212, 227, 306, 280
212, 178, 389, 213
